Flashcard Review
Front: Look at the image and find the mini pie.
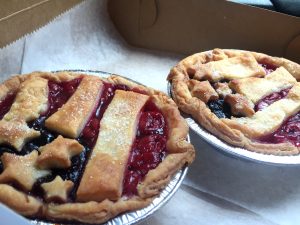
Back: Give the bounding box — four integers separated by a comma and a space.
168, 48, 300, 155
0, 71, 195, 224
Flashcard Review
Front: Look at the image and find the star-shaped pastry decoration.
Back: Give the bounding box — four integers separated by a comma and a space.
0, 120, 40, 151
41, 176, 74, 203
36, 135, 84, 169
0, 150, 50, 191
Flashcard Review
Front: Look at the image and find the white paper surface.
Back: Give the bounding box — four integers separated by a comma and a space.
0, 204, 31, 225
0, 1, 299, 225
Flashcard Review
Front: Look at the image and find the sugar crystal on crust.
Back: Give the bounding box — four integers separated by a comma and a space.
0, 151, 50, 191
45, 76, 104, 138
36, 135, 84, 169
41, 176, 74, 202
76, 90, 149, 202
0, 120, 40, 151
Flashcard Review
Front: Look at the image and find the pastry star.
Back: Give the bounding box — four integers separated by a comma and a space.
36, 135, 84, 169
41, 176, 74, 203
0, 150, 50, 191
0, 120, 40, 151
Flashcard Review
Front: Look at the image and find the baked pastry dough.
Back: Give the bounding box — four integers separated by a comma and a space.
0, 120, 40, 150
168, 48, 300, 155
0, 76, 48, 150
229, 67, 296, 103
0, 71, 195, 224
45, 76, 103, 138
77, 90, 149, 202
37, 135, 84, 169
41, 176, 74, 203
0, 151, 50, 191
3, 76, 48, 122
193, 52, 266, 81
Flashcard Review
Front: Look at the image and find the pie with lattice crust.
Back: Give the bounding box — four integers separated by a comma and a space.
168, 49, 300, 155
0, 71, 195, 224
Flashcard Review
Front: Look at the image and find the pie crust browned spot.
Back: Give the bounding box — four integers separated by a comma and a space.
168, 48, 300, 155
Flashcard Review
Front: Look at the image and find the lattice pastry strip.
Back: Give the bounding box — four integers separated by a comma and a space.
224, 83, 300, 138
0, 72, 195, 224
192, 52, 266, 81
0, 76, 49, 150
45, 76, 104, 138
76, 90, 149, 202
3, 76, 48, 122
229, 67, 297, 103
168, 48, 300, 155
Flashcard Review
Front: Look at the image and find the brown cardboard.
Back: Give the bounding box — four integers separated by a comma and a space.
0, 0, 82, 48
108, 0, 300, 63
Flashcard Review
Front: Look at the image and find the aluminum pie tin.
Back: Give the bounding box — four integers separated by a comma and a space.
167, 82, 300, 165
28, 70, 189, 225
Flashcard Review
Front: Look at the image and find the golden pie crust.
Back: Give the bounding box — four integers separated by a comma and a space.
168, 48, 300, 155
0, 71, 195, 224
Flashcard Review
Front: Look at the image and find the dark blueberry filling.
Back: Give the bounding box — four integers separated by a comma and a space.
0, 78, 83, 173
207, 63, 279, 119
208, 99, 232, 119
0, 146, 15, 173
28, 82, 129, 200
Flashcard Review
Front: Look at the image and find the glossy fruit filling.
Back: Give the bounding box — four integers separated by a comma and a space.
259, 112, 300, 147
260, 63, 277, 75
204, 63, 300, 147
79, 83, 129, 148
254, 88, 300, 147
0, 78, 168, 201
208, 63, 278, 119
0, 78, 84, 198
44, 78, 82, 117
123, 100, 167, 196
255, 88, 291, 111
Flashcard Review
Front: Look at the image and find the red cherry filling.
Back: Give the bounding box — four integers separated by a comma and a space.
44, 78, 82, 117
255, 88, 291, 111
253, 83, 300, 146
123, 101, 167, 196
259, 112, 300, 147
139, 112, 165, 135
79, 83, 129, 148
0, 92, 16, 120
260, 63, 277, 75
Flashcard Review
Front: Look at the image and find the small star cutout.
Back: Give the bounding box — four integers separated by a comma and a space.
0, 150, 50, 191
41, 176, 74, 202
36, 135, 84, 169
0, 120, 40, 151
